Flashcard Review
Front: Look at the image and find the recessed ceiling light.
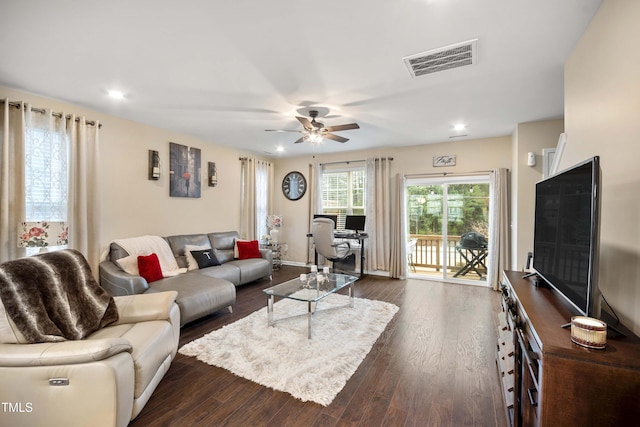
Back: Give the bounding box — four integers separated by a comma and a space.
276, 146, 285, 152
107, 90, 125, 100
453, 123, 466, 132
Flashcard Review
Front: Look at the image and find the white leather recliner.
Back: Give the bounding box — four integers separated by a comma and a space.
0, 290, 180, 427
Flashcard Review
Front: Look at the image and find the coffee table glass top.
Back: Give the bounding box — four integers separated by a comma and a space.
263, 273, 358, 302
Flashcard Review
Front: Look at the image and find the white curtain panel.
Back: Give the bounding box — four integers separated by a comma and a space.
307, 162, 323, 264
389, 173, 407, 279
255, 159, 272, 240
365, 157, 391, 273
0, 100, 26, 262
488, 168, 511, 290
67, 115, 101, 274
240, 158, 257, 240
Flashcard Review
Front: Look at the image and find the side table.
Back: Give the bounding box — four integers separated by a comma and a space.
262, 242, 285, 271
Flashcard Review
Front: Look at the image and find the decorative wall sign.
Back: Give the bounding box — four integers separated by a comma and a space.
433, 155, 456, 167
169, 142, 201, 198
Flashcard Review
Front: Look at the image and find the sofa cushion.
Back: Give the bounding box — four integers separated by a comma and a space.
208, 231, 240, 264
227, 258, 271, 284
138, 254, 163, 283
166, 234, 210, 268
236, 240, 261, 260
191, 249, 220, 268
197, 263, 241, 285
146, 275, 236, 326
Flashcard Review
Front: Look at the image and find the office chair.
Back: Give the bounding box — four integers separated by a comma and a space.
312, 218, 353, 266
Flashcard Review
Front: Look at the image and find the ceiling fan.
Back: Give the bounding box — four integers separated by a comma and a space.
266, 110, 360, 144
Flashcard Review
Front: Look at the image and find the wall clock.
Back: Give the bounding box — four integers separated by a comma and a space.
282, 171, 307, 201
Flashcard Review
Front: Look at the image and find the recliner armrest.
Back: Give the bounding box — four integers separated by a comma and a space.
0, 338, 132, 367
113, 291, 178, 324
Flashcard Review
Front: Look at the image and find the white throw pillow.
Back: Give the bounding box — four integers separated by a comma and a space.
115, 255, 140, 276
184, 244, 211, 270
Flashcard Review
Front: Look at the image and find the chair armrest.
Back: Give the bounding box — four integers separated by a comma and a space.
112, 291, 178, 324
0, 338, 132, 367
99, 261, 149, 296
333, 241, 351, 249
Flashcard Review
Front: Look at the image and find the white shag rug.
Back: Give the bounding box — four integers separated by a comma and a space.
179, 293, 399, 406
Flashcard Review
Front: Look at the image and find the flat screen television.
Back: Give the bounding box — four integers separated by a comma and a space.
532, 156, 601, 319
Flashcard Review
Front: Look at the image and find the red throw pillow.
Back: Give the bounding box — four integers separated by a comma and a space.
137, 253, 163, 283
236, 240, 261, 260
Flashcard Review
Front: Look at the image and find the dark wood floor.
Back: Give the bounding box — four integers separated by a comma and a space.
130, 266, 507, 427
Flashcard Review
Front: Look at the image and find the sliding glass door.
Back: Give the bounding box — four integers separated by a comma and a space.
406, 175, 490, 285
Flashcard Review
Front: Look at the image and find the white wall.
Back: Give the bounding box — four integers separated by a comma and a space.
511, 119, 565, 271
0, 85, 263, 255
564, 0, 640, 334
274, 136, 512, 266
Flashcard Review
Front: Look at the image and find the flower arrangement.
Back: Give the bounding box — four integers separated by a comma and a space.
266, 215, 283, 229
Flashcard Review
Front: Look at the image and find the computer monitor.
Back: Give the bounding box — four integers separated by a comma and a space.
345, 215, 366, 232
313, 214, 338, 227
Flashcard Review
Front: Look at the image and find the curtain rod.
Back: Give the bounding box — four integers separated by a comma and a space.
404, 169, 494, 178
320, 157, 393, 166
1, 100, 102, 128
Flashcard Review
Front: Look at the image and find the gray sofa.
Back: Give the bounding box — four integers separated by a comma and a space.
99, 231, 272, 326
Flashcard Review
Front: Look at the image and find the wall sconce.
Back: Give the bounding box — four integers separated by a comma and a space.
148, 150, 160, 180
208, 162, 217, 187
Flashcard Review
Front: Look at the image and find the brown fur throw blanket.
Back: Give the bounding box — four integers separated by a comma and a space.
0, 249, 118, 343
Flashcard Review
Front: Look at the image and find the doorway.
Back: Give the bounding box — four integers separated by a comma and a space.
406, 175, 490, 285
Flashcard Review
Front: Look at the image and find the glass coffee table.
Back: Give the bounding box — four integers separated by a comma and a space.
263, 273, 358, 339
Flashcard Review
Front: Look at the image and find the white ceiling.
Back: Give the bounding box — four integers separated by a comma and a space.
0, 0, 602, 158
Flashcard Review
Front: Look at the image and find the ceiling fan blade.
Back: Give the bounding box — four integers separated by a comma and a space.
324, 123, 360, 132
293, 136, 306, 144
324, 133, 349, 143
265, 129, 303, 133
296, 116, 313, 130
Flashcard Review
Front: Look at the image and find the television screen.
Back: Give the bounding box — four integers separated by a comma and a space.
532, 156, 601, 318
345, 215, 366, 232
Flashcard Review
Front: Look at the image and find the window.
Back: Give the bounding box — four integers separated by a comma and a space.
24, 125, 69, 254
321, 168, 365, 229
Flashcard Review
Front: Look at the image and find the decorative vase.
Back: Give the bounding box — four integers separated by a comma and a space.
269, 228, 280, 243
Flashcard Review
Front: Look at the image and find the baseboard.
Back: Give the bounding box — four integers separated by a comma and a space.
280, 261, 391, 278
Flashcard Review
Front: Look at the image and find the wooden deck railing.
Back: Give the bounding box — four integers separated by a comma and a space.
408, 234, 486, 272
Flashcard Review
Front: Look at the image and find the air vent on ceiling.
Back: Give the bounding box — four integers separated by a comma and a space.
403, 39, 477, 78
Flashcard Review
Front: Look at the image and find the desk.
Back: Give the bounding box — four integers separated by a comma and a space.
307, 232, 368, 278
453, 246, 487, 278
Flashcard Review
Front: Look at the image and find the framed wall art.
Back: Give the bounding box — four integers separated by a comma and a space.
169, 142, 201, 198
433, 155, 456, 167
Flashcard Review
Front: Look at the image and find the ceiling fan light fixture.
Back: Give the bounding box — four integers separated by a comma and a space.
307, 131, 323, 143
